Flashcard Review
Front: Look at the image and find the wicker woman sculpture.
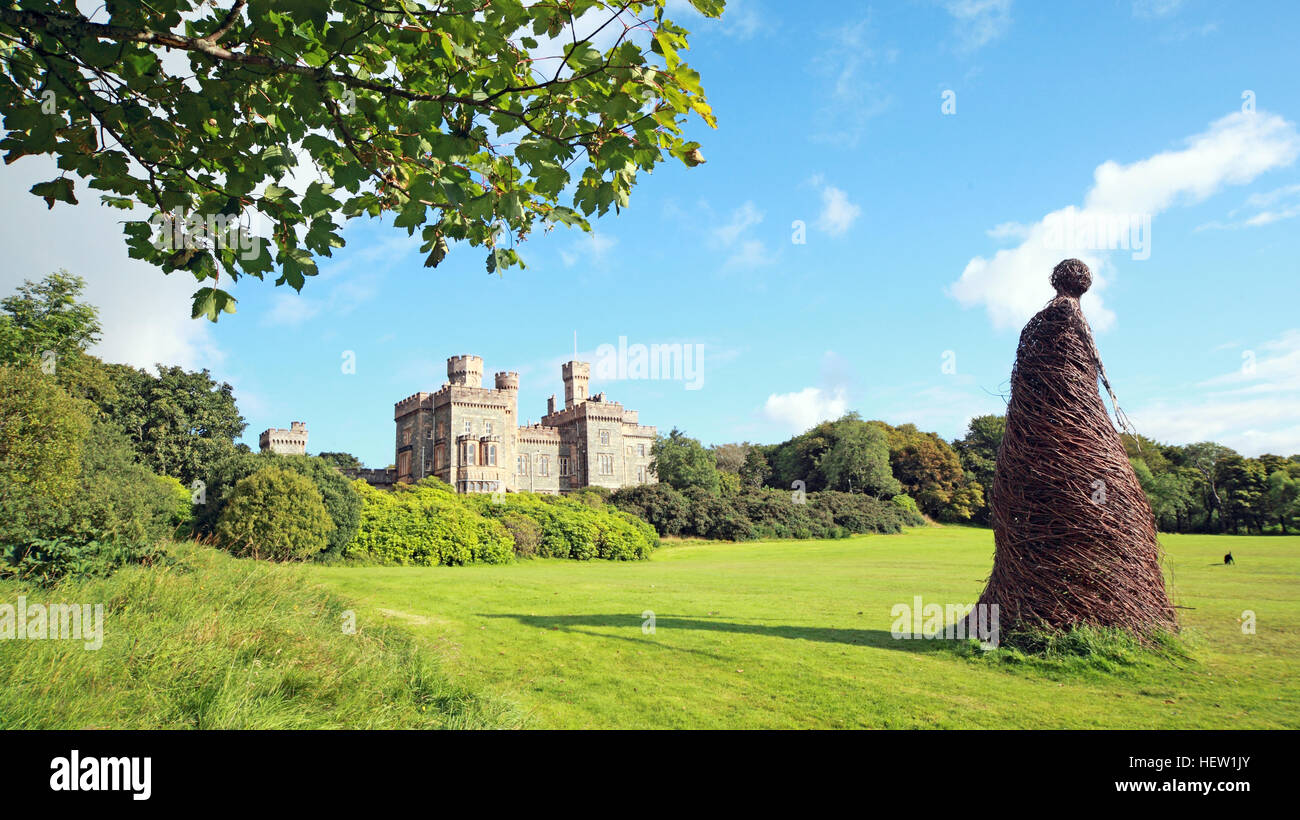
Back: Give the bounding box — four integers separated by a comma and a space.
975, 259, 1176, 636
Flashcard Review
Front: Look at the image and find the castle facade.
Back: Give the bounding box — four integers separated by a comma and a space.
393, 355, 657, 494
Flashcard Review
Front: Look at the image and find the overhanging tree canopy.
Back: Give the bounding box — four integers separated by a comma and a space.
0, 0, 722, 319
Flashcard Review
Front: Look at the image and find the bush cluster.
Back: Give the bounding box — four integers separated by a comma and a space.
194, 451, 361, 559
344, 480, 514, 566
610, 483, 924, 541
342, 480, 657, 565
1, 365, 178, 582
470, 492, 658, 561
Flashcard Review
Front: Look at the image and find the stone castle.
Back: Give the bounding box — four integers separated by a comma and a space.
259, 421, 307, 455
393, 354, 657, 494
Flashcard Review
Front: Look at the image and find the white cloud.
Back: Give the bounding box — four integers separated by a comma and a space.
1133, 0, 1183, 19
263, 293, 321, 327
713, 201, 764, 246
0, 156, 225, 372
816, 185, 862, 236
761, 386, 849, 434
809, 17, 894, 146
559, 231, 618, 267
1197, 183, 1300, 230
950, 110, 1300, 331
1133, 328, 1300, 456
666, 0, 765, 39
944, 0, 1013, 53
711, 201, 772, 270
986, 221, 1030, 240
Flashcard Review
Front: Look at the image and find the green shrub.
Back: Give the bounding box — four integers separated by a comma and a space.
1, 373, 176, 582
64, 420, 179, 545
345, 481, 513, 566
0, 363, 87, 547
501, 512, 541, 558
471, 492, 656, 560
612, 481, 921, 542
194, 451, 360, 559
568, 485, 611, 508
610, 483, 691, 536
216, 467, 335, 561
158, 475, 195, 532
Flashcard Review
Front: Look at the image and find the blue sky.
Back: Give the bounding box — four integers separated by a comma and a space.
3, 0, 1299, 467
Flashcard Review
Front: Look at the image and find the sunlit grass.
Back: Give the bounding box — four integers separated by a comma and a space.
309, 526, 1299, 728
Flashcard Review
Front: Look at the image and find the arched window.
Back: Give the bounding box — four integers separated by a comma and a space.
465, 442, 477, 465
539, 456, 549, 477
487, 444, 497, 466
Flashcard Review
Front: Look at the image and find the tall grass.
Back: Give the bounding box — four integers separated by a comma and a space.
0, 541, 520, 729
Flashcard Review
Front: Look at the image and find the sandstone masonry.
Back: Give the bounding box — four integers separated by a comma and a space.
393, 355, 657, 494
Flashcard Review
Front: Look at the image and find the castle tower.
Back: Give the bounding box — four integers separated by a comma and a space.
494, 371, 519, 392
259, 421, 308, 455
448, 354, 483, 387
562, 360, 589, 409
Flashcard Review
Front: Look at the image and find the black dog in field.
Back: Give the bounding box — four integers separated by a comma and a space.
1224, 552, 1235, 565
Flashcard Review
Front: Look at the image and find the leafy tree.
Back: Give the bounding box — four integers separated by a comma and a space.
1, 0, 723, 320
876, 421, 964, 518
1217, 455, 1269, 534
99, 362, 246, 485
1264, 465, 1300, 533
952, 414, 1003, 525
0, 270, 100, 362
1181, 442, 1238, 532
0, 363, 88, 546
650, 427, 719, 493
1132, 458, 1196, 533
216, 466, 334, 561
0, 271, 120, 407
317, 451, 363, 471
710, 442, 750, 474
739, 446, 769, 489
820, 422, 898, 496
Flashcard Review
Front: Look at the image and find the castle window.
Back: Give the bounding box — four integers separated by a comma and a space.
426, 429, 433, 439
397, 451, 411, 478
435, 443, 445, 469
637, 444, 645, 457
637, 467, 646, 483
599, 430, 610, 445
487, 444, 497, 466
485, 421, 493, 436
559, 456, 571, 476
539, 456, 549, 477
517, 455, 528, 475
464, 420, 473, 434
465, 442, 477, 465
437, 421, 446, 439
599, 454, 613, 475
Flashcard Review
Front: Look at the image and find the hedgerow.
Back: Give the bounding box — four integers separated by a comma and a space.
344, 481, 512, 566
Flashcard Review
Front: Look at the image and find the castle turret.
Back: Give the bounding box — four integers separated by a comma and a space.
562, 360, 589, 409
547, 394, 556, 415
448, 355, 483, 387
494, 371, 519, 391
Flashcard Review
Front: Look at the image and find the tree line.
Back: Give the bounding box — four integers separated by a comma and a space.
653, 410, 1299, 536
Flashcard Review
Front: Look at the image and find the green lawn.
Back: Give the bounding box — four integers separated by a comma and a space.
308, 526, 1300, 729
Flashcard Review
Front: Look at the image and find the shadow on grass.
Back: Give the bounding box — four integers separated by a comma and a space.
478, 613, 956, 655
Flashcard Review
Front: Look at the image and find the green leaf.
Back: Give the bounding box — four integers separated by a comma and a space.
30, 178, 77, 208
191, 287, 237, 322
